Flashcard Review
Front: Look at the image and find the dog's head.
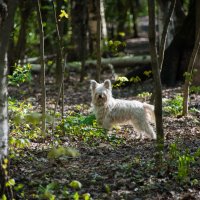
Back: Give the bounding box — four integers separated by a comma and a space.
90, 79, 112, 106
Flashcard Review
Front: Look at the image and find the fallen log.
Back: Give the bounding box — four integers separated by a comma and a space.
29, 55, 151, 74
66, 55, 151, 71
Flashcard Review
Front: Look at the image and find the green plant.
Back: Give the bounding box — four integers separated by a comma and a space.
8, 98, 50, 158
37, 180, 92, 200
143, 70, 152, 77
8, 63, 32, 86
169, 143, 180, 160
103, 39, 126, 54
47, 146, 79, 159
38, 182, 57, 200
130, 76, 141, 83
113, 76, 129, 87
177, 153, 194, 182
163, 95, 183, 116
137, 92, 152, 101
57, 114, 123, 146
167, 144, 200, 182
183, 69, 197, 84
190, 86, 200, 94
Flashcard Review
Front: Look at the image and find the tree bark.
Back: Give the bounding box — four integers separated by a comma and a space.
80, 0, 88, 82
55, 0, 65, 84
161, 1, 195, 86
157, 0, 184, 49
158, 0, 176, 71
71, 0, 88, 60
8, 0, 33, 71
51, 1, 65, 133
182, 24, 200, 116
192, 0, 200, 85
148, 0, 164, 162
88, 0, 97, 56
96, 0, 101, 82
0, 0, 17, 198
100, 0, 107, 38
36, 0, 46, 134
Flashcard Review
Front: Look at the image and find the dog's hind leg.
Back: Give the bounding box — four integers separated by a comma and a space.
131, 118, 156, 139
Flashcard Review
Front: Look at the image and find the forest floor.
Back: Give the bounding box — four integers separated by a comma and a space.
9, 72, 200, 200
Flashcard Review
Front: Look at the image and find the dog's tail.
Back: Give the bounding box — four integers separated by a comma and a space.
143, 103, 155, 123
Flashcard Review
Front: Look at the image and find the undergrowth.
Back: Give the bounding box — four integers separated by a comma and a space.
7, 94, 200, 199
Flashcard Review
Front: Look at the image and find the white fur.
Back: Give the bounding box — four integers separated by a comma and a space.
90, 79, 156, 139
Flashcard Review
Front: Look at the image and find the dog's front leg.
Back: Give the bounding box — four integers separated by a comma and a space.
102, 117, 112, 130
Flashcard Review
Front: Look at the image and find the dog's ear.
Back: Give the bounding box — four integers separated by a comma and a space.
90, 80, 98, 91
104, 79, 112, 90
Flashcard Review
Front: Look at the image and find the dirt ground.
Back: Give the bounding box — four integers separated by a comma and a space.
9, 72, 200, 200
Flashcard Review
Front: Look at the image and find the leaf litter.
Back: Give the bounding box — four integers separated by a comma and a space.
9, 74, 200, 200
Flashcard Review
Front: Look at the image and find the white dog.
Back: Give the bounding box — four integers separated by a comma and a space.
90, 79, 156, 139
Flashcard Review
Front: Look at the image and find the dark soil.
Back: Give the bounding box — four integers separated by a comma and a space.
9, 73, 200, 200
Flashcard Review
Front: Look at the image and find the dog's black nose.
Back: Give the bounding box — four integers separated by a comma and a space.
99, 94, 103, 98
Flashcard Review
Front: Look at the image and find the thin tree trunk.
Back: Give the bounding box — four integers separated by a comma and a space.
192, 0, 200, 85
148, 0, 164, 162
158, 0, 176, 71
36, 0, 46, 134
51, 1, 65, 133
80, 0, 87, 82
182, 26, 200, 116
55, 0, 65, 84
100, 0, 107, 39
150, 0, 176, 104
14, 1, 32, 64
0, 0, 18, 198
129, 0, 139, 38
96, 0, 101, 82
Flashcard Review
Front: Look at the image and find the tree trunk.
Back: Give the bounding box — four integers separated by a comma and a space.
161, 1, 196, 86
0, 0, 17, 198
129, 0, 139, 38
100, 0, 107, 38
88, 0, 97, 56
158, 0, 176, 71
192, 0, 200, 85
36, 0, 46, 134
182, 21, 200, 116
80, 0, 88, 82
148, 0, 164, 162
8, 0, 33, 72
96, 0, 101, 82
51, 1, 65, 132
157, 0, 184, 49
55, 0, 66, 84
71, 0, 88, 61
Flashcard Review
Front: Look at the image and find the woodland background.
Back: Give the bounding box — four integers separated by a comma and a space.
0, 0, 200, 199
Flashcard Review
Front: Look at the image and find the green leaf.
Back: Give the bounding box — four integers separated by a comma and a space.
6, 179, 15, 187
48, 147, 79, 159
2, 194, 7, 200
65, 147, 80, 157
59, 10, 69, 19
73, 192, 79, 200
104, 184, 111, 193
69, 180, 82, 190
14, 183, 24, 191
82, 193, 91, 200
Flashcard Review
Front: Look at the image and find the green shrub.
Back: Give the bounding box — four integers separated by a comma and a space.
163, 95, 183, 116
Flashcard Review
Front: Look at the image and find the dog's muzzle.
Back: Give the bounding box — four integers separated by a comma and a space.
94, 93, 107, 105
98, 94, 104, 99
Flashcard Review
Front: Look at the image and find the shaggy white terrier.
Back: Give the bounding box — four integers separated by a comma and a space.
90, 79, 156, 139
